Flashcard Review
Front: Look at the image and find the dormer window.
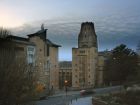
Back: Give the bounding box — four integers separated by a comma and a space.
84, 27, 86, 31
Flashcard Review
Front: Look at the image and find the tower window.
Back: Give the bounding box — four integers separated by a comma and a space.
84, 32, 87, 34
80, 50, 85, 53
88, 27, 90, 30
84, 27, 86, 31
47, 45, 49, 56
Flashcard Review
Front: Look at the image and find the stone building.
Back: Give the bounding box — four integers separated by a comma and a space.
96, 55, 105, 87
59, 61, 72, 89
72, 22, 98, 88
27, 27, 61, 90
47, 39, 61, 90
0, 26, 61, 91
0, 36, 36, 70
11, 36, 36, 63
96, 51, 111, 86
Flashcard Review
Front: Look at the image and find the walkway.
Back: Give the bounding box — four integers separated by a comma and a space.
69, 97, 92, 105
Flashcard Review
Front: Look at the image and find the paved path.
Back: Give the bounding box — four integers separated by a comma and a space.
49, 90, 80, 98
36, 86, 124, 105
69, 96, 92, 105
36, 95, 92, 105
36, 95, 80, 105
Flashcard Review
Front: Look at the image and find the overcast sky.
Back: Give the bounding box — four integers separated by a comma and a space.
0, 0, 140, 61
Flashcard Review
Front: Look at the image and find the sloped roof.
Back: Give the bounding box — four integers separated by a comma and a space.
59, 61, 72, 68
7, 35, 35, 45
27, 29, 47, 37
46, 39, 61, 47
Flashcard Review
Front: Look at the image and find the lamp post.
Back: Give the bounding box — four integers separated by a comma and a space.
64, 80, 68, 96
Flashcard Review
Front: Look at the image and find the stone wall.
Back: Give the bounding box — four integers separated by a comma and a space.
72, 47, 98, 88
49, 46, 59, 90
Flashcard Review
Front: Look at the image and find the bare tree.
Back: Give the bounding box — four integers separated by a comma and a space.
0, 27, 10, 39
0, 28, 37, 105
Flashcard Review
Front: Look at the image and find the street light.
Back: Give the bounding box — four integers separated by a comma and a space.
64, 80, 68, 96
65, 80, 68, 84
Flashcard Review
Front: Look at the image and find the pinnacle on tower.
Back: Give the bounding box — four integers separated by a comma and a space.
78, 22, 97, 48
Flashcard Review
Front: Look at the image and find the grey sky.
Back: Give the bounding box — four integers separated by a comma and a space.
0, 0, 140, 60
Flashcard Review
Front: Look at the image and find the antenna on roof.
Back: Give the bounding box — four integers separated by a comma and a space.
41, 24, 44, 30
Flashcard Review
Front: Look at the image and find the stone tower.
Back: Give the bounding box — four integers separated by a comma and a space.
78, 22, 97, 48
72, 22, 98, 89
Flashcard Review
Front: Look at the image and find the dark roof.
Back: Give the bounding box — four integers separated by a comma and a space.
36, 29, 48, 34
98, 51, 111, 55
46, 39, 61, 47
98, 51, 112, 60
28, 29, 47, 36
7, 35, 28, 41
27, 29, 61, 47
27, 29, 47, 39
7, 35, 35, 45
59, 61, 72, 68
27, 28, 61, 47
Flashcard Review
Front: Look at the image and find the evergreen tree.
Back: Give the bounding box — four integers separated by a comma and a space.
104, 44, 139, 85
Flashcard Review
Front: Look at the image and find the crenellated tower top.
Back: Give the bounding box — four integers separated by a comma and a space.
78, 22, 97, 48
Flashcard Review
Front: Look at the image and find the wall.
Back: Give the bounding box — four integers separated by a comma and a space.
72, 47, 98, 88
49, 46, 59, 90
29, 36, 48, 86
59, 61, 72, 89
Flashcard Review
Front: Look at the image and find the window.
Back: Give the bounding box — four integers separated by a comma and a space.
79, 50, 85, 53
27, 46, 35, 65
84, 27, 86, 31
44, 62, 47, 71
28, 47, 34, 51
28, 54, 33, 64
46, 61, 50, 70
47, 45, 50, 56
79, 79, 82, 83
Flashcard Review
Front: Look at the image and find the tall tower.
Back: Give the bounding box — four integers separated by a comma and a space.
78, 22, 97, 48
72, 22, 98, 89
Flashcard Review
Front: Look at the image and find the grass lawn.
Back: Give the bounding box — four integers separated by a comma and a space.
97, 90, 140, 105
